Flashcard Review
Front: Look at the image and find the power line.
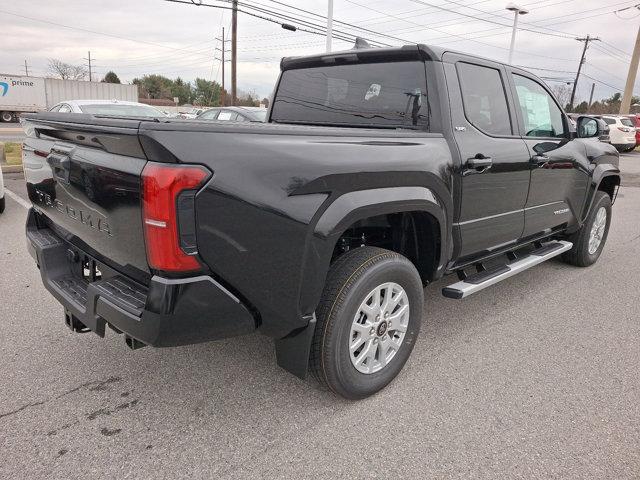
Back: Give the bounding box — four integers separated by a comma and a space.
0, 9, 231, 56
402, 0, 633, 46
582, 73, 624, 92
164, 0, 388, 46
405, 0, 573, 39
601, 39, 632, 58
591, 43, 631, 64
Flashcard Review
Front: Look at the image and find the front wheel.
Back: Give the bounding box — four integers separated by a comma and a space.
562, 191, 612, 267
310, 247, 423, 399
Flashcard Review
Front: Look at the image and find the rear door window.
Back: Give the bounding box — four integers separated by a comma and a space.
457, 62, 512, 136
217, 111, 238, 121
271, 60, 430, 129
198, 110, 219, 120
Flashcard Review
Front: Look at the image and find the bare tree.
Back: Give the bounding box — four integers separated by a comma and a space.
47, 58, 88, 80
550, 84, 572, 110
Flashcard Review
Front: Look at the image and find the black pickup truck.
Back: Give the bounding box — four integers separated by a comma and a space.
23, 44, 620, 399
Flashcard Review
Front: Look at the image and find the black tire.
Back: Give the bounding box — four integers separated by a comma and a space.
0, 111, 14, 123
562, 191, 612, 267
0, 196, 4, 214
310, 246, 424, 399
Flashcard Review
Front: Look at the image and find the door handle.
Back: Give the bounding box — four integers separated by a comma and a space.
466, 155, 493, 172
531, 154, 549, 168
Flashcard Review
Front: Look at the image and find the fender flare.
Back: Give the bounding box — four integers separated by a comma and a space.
580, 164, 620, 224
316, 186, 443, 234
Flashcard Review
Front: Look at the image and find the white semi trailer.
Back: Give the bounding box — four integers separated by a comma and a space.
0, 74, 138, 122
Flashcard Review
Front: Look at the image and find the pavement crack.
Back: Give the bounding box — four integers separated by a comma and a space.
87, 399, 140, 421
56, 376, 121, 398
0, 376, 122, 422
0, 400, 45, 420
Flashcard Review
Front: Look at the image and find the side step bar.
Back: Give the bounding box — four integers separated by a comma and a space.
442, 240, 573, 299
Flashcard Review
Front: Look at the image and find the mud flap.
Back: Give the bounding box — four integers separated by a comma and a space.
274, 314, 316, 379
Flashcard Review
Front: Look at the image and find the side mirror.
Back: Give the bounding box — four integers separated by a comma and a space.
576, 116, 603, 139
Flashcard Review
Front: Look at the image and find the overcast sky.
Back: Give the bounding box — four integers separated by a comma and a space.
2, 0, 639, 103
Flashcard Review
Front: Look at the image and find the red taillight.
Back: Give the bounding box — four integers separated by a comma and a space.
141, 162, 210, 272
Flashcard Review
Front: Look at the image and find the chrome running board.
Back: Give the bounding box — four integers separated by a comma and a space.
442, 240, 573, 299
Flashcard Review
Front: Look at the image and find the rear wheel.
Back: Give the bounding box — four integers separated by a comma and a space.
0, 111, 14, 123
310, 246, 423, 399
562, 191, 612, 267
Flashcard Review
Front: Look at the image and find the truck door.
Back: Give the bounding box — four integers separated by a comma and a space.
443, 55, 531, 262
505, 70, 590, 238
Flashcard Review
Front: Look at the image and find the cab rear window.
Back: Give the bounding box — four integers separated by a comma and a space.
271, 61, 430, 129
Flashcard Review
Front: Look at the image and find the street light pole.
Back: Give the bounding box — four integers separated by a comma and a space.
326, 0, 333, 53
506, 3, 528, 65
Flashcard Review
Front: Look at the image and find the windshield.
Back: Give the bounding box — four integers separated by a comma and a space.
620, 118, 635, 127
79, 104, 164, 117
271, 60, 430, 129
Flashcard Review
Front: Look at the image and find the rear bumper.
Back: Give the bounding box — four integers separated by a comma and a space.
26, 209, 256, 347
612, 141, 636, 150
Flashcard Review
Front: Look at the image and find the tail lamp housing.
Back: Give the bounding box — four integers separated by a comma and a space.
141, 162, 211, 272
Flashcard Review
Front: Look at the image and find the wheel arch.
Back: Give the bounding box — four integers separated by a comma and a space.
580, 165, 620, 224
298, 186, 450, 315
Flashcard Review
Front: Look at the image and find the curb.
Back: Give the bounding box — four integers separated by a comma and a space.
1, 164, 24, 174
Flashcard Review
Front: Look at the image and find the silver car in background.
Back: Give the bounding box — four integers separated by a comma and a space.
49, 99, 167, 117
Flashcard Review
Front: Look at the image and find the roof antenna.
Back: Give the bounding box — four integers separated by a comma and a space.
353, 37, 371, 49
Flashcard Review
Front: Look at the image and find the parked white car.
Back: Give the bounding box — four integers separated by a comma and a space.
601, 115, 637, 152
49, 99, 166, 117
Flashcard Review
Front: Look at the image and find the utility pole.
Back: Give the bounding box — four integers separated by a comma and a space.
326, 0, 334, 53
215, 27, 231, 106
23, 60, 30, 76
231, 0, 237, 106
569, 35, 599, 111
620, 25, 640, 114
84, 51, 94, 81
588, 82, 596, 109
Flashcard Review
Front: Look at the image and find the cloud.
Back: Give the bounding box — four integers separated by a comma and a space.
1, 0, 637, 102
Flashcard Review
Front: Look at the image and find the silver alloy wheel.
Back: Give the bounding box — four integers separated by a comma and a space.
349, 282, 410, 374
588, 206, 607, 255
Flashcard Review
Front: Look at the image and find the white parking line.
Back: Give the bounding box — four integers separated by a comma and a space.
4, 189, 31, 209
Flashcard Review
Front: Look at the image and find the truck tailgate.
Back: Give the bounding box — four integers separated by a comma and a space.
23, 115, 150, 280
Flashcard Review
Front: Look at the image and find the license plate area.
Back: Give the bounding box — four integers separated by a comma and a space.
81, 256, 102, 282
67, 248, 108, 284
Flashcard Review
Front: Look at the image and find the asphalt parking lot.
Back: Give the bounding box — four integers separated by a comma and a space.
1, 155, 639, 479
0, 126, 25, 143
